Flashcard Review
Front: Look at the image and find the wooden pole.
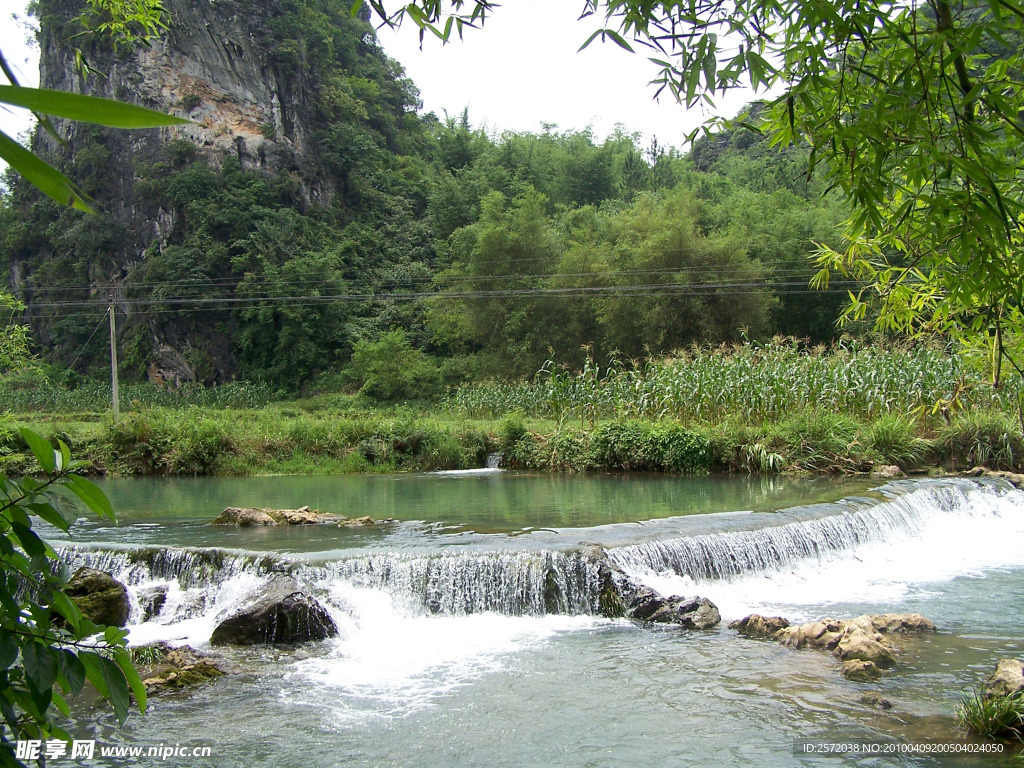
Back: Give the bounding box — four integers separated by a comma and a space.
109, 302, 120, 422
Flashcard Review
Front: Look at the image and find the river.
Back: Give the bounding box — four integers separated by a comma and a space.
48, 472, 1024, 767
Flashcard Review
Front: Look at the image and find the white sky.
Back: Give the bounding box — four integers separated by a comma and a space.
0, 1, 760, 163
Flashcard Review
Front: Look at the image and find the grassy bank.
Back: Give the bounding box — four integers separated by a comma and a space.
2, 401, 1021, 478
3, 341, 1022, 477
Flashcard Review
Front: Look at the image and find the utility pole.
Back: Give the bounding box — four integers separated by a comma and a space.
109, 299, 120, 422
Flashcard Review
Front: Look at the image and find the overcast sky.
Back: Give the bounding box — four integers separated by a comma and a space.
1, 1, 760, 162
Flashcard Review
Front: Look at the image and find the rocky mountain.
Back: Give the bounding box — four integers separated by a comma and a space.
5, 0, 429, 385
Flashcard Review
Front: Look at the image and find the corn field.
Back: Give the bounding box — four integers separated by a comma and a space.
448, 340, 1017, 423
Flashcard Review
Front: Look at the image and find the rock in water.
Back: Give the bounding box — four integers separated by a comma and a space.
627, 588, 721, 629
729, 614, 790, 640
210, 578, 337, 646
66, 568, 130, 627
136, 585, 169, 622
984, 659, 1024, 699
211, 507, 278, 526
841, 659, 882, 682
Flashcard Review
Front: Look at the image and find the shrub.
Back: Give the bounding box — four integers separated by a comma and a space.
349, 331, 443, 402
956, 690, 1024, 741
939, 411, 1024, 471
866, 414, 931, 468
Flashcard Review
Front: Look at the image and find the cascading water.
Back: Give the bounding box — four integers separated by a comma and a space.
48, 477, 1024, 766
58, 478, 1024, 637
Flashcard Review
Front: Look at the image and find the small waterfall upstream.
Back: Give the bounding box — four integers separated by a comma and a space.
57, 478, 1024, 640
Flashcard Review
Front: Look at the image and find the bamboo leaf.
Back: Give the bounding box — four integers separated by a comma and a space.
0, 86, 190, 128
0, 130, 92, 211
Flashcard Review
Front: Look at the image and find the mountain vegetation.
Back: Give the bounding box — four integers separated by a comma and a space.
1, 0, 851, 395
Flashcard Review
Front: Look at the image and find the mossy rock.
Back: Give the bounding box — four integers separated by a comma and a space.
66, 568, 129, 627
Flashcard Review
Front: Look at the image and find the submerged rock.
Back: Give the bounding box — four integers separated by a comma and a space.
210, 577, 338, 646
983, 659, 1024, 699
859, 692, 893, 709
841, 659, 882, 682
66, 568, 130, 627
627, 587, 721, 629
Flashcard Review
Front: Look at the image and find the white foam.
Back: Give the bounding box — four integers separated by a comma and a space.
626, 482, 1024, 621
282, 581, 602, 720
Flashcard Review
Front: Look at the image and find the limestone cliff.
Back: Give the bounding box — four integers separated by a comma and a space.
36, 0, 361, 200
10, 0, 423, 385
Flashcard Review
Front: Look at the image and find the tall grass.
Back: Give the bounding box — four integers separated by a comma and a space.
448, 339, 1014, 424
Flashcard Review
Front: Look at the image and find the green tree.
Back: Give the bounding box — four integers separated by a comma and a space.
360, 0, 1024, 387
0, 430, 145, 767
0, 293, 33, 374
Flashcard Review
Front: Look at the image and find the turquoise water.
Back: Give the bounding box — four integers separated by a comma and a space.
54, 475, 1024, 767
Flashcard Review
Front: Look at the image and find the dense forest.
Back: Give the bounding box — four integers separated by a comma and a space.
1, 0, 851, 395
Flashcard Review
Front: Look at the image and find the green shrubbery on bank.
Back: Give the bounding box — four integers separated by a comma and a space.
3, 341, 1022, 478
1, 400, 1021, 478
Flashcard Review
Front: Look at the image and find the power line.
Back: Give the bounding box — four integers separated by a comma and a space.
27, 279, 861, 310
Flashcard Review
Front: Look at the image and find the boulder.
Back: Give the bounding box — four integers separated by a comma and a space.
210, 578, 338, 646
627, 587, 720, 629
729, 614, 790, 640
834, 628, 896, 668
340, 516, 381, 527
579, 543, 629, 618
841, 659, 882, 682
864, 613, 936, 634
66, 568, 130, 627
778, 619, 844, 651
983, 659, 1024, 700
753, 612, 935, 680
982, 470, 1024, 489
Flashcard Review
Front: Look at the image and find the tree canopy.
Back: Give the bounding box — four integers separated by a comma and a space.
360, 0, 1024, 384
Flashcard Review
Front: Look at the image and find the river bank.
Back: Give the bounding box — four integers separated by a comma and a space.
2, 398, 1021, 478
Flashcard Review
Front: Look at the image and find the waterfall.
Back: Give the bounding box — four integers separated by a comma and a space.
56, 478, 1024, 632
60, 545, 604, 619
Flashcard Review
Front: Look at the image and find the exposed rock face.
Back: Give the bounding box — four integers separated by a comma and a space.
983, 659, 1024, 699
24, 0, 384, 383
738, 613, 935, 679
210, 577, 337, 645
66, 568, 130, 627
37, 0, 339, 207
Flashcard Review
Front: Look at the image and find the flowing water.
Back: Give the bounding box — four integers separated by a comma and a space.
50, 473, 1024, 767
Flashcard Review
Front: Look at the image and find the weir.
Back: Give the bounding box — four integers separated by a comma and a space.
58, 479, 1023, 624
